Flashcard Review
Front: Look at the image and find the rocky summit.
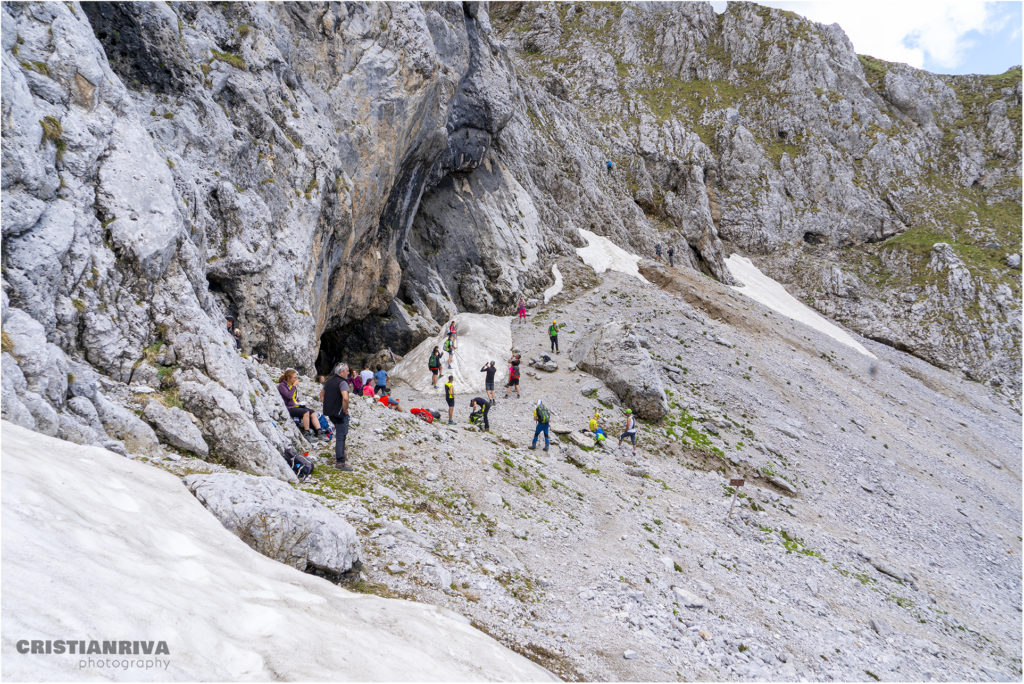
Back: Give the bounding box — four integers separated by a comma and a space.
1, 1, 1020, 681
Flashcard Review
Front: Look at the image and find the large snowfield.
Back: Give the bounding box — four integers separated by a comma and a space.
725, 254, 876, 358
388, 313, 514, 395
575, 230, 649, 283
0, 422, 552, 682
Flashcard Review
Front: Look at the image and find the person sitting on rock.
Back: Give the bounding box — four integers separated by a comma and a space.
469, 396, 490, 431
277, 369, 322, 440
589, 411, 606, 444
378, 393, 402, 411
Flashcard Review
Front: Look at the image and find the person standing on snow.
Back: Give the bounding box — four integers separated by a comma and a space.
428, 346, 442, 389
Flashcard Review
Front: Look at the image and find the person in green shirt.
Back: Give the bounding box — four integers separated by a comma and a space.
548, 319, 559, 354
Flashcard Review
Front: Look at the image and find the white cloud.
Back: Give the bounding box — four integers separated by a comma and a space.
760, 1, 1003, 69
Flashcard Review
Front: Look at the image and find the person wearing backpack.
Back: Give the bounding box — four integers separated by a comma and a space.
504, 354, 521, 399
469, 396, 490, 431
548, 319, 560, 354
481, 361, 497, 405
618, 408, 638, 456
444, 375, 456, 424
589, 411, 606, 445
320, 363, 352, 471
443, 336, 455, 369
529, 400, 551, 451
428, 346, 441, 389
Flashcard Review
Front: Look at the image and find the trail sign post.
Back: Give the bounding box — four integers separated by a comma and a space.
726, 478, 745, 519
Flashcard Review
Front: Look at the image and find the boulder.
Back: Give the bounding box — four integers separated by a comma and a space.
142, 399, 209, 457
529, 355, 558, 372
184, 473, 360, 577
569, 320, 668, 420
94, 392, 160, 454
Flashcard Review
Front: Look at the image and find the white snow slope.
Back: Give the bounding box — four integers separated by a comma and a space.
0, 422, 553, 682
725, 254, 876, 358
543, 264, 563, 303
389, 313, 513, 395
576, 229, 649, 283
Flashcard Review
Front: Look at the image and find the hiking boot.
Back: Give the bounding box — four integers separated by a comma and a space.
335, 462, 353, 472
528, 445, 536, 450
543, 445, 549, 451
448, 420, 455, 425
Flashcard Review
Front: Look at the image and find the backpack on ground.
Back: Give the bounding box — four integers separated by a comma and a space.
318, 414, 334, 440
537, 405, 550, 424
282, 447, 313, 480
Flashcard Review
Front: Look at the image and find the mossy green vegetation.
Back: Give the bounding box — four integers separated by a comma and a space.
210, 48, 245, 70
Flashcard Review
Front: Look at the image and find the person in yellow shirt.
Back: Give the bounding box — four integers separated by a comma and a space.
444, 376, 455, 424
589, 412, 606, 444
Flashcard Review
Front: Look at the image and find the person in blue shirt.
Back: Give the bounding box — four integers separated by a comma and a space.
374, 366, 389, 395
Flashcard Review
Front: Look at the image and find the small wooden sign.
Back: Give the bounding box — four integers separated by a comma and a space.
729, 478, 745, 487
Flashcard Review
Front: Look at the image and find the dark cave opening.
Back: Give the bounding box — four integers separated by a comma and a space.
803, 231, 827, 245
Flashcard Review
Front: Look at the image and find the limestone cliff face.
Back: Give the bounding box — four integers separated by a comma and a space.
1, 1, 1019, 476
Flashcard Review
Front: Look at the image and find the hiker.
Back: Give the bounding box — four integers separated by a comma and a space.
374, 365, 388, 395
517, 299, 527, 324
589, 411, 606, 445
361, 381, 375, 397
606, 159, 614, 174
469, 396, 490, 431
349, 368, 363, 395
447, 320, 457, 343
378, 393, 402, 411
226, 317, 241, 349
481, 361, 497, 405
504, 354, 521, 399
320, 363, 352, 471
277, 369, 323, 439
667, 245, 674, 267
548, 319, 559, 354
425, 346, 442, 388
444, 375, 456, 424
359, 363, 373, 389
443, 336, 455, 369
655, 243, 662, 261
529, 400, 551, 451
618, 408, 638, 455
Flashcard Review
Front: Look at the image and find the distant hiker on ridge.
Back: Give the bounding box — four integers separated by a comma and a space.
606, 159, 614, 174
667, 245, 675, 267
481, 361, 497, 405
655, 243, 662, 261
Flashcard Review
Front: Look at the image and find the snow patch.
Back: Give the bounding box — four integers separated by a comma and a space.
390, 313, 513, 395
0, 422, 553, 681
543, 264, 563, 303
576, 229, 649, 283
725, 254, 876, 358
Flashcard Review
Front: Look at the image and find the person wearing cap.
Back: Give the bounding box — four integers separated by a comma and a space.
618, 408, 638, 455
529, 400, 551, 451
589, 411, 606, 444
548, 319, 559, 354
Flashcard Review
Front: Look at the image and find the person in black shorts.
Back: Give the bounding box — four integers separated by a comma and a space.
481, 361, 497, 405
503, 354, 521, 399
469, 396, 490, 430
444, 375, 455, 424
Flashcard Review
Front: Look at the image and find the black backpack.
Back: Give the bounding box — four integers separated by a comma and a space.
282, 447, 313, 480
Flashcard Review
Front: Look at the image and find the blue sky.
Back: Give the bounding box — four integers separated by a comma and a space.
711, 1, 1023, 75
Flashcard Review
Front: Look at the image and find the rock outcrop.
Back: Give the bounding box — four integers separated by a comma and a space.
184, 472, 361, 577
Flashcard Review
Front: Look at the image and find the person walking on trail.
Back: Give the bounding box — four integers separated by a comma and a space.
589, 411, 606, 445
548, 320, 560, 354
428, 346, 442, 389
320, 363, 352, 471
529, 400, 551, 451
448, 320, 457, 342
444, 375, 456, 424
504, 354, 521, 399
277, 369, 323, 439
443, 336, 455, 369
481, 361, 497, 405
373, 365, 389, 395
655, 244, 662, 261
667, 245, 674, 267
469, 396, 491, 431
618, 408, 638, 456
518, 299, 527, 324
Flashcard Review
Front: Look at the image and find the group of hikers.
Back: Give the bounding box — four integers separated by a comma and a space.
654, 243, 675, 266
273, 311, 641, 475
